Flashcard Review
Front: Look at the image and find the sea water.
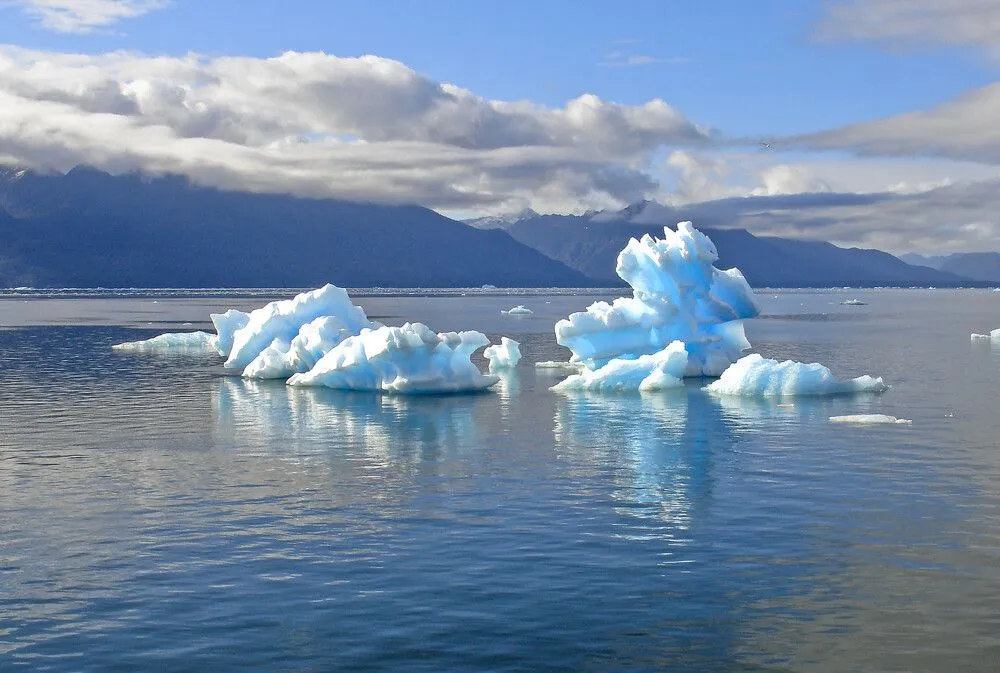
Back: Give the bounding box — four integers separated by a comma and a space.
1, 289, 999, 672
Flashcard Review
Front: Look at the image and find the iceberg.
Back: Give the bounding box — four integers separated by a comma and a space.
830, 414, 912, 425
503, 305, 533, 315
552, 340, 688, 393
554, 222, 759, 378
287, 323, 499, 394
483, 337, 522, 371
113, 284, 501, 395
704, 353, 888, 397
225, 284, 373, 370
970, 328, 1000, 341
113, 331, 218, 353
210, 309, 250, 356
242, 315, 383, 380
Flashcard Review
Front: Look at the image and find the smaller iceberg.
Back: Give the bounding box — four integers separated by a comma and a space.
705, 353, 888, 397
483, 337, 522, 371
287, 323, 499, 394
113, 331, 218, 353
840, 299, 866, 306
830, 414, 911, 425
552, 340, 688, 393
503, 305, 533, 315
970, 328, 1000, 341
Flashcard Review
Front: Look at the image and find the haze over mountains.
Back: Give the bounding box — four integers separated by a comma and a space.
0, 167, 989, 289
901, 253, 1000, 283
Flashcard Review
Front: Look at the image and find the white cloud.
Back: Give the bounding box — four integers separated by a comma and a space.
0, 46, 711, 212
816, 0, 1000, 55
599, 40, 690, 68
784, 82, 1000, 164
750, 164, 831, 196
3, 0, 171, 33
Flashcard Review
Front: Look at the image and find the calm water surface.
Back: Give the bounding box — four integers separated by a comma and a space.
1, 289, 999, 672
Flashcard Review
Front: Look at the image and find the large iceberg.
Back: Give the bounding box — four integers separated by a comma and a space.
553, 222, 759, 386
552, 340, 689, 393
242, 315, 382, 380
114, 284, 502, 395
287, 323, 499, 394
704, 353, 888, 397
226, 284, 372, 370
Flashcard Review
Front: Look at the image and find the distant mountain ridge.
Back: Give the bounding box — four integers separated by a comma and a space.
902, 252, 1000, 282
0, 166, 592, 288
479, 202, 975, 288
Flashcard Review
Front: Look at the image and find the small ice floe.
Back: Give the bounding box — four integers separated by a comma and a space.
502, 305, 533, 315
483, 337, 522, 372
113, 331, 218, 353
840, 299, 866, 306
535, 360, 584, 370
829, 414, 912, 425
704, 353, 888, 397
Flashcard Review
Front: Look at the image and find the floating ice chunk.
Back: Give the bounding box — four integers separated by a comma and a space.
483, 337, 522, 371
554, 222, 758, 377
705, 353, 888, 397
503, 305, 533, 315
113, 331, 218, 353
242, 315, 379, 380
971, 333, 990, 340
841, 299, 866, 306
552, 340, 688, 393
210, 309, 250, 356
534, 360, 585, 370
830, 414, 912, 425
287, 323, 498, 394
225, 284, 372, 370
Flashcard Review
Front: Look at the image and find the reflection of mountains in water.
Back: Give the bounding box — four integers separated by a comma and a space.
215, 378, 492, 465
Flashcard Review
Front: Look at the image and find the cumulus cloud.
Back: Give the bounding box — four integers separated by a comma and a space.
750, 164, 831, 196
3, 0, 171, 33
0, 46, 710, 211
816, 0, 1000, 55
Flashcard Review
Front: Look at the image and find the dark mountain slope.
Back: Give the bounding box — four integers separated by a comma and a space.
0, 166, 592, 288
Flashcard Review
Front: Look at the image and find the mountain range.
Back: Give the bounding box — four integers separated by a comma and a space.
901, 253, 1000, 283
0, 166, 590, 288
0, 167, 989, 288
497, 201, 971, 288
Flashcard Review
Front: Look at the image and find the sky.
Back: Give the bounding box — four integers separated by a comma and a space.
1, 0, 999, 253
